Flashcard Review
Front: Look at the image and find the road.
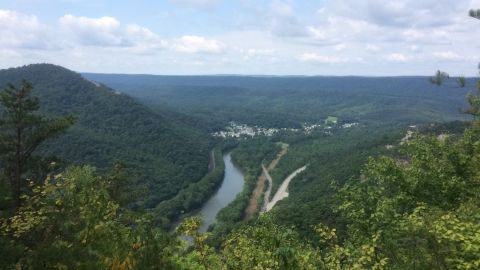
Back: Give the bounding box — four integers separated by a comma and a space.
264, 165, 307, 212
244, 143, 288, 220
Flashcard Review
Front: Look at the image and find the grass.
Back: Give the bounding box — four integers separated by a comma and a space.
324, 116, 338, 125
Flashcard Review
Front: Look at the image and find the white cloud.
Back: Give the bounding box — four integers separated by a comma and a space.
59, 14, 126, 46
324, 0, 469, 28
0, 10, 225, 57
402, 29, 424, 41
298, 53, 347, 64
239, 48, 275, 61
0, 9, 51, 49
172, 35, 225, 53
365, 44, 381, 51
432, 51, 461, 60
410, 45, 420, 51
0, 2, 479, 76
125, 24, 168, 53
265, 1, 307, 37
385, 53, 413, 62
333, 43, 347, 51
307, 26, 326, 41
304, 16, 382, 46
58, 14, 169, 53
245, 48, 274, 57
402, 28, 450, 44
168, 0, 220, 8
270, 0, 294, 17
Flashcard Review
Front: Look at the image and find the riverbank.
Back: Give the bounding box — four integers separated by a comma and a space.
197, 152, 244, 232
154, 146, 226, 229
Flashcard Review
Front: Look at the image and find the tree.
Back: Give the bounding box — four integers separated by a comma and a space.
333, 129, 480, 269
429, 70, 449, 86
0, 80, 75, 210
457, 76, 466, 87
470, 9, 480, 20
1, 166, 182, 269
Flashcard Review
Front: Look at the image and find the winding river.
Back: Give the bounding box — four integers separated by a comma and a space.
197, 151, 244, 232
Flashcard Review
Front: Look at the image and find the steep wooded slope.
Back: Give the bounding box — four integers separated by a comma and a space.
0, 64, 211, 207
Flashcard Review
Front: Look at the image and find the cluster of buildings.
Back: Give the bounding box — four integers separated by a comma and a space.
212, 120, 360, 139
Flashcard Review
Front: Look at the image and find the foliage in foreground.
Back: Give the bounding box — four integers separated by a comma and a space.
0, 166, 185, 269
335, 127, 480, 269
1, 88, 480, 268
4, 119, 479, 270
2, 68, 480, 268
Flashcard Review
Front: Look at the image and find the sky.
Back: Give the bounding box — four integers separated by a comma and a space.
0, 0, 479, 75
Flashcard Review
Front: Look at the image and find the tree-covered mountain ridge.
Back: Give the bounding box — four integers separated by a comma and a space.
0, 63, 212, 207
84, 72, 472, 130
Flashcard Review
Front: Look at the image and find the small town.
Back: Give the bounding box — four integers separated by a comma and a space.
212, 120, 359, 138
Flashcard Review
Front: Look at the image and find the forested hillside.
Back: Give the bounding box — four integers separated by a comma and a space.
1, 64, 479, 269
84, 73, 471, 129
0, 64, 212, 207
83, 70, 475, 239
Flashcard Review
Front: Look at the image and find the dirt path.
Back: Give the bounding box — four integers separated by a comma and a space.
244, 143, 288, 221
265, 165, 307, 212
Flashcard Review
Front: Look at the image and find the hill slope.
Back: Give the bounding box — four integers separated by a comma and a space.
0, 64, 211, 207
84, 73, 471, 129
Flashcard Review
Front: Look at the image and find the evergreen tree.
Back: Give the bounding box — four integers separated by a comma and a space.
0, 80, 75, 210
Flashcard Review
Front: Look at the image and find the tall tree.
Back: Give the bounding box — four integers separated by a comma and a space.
0, 80, 75, 210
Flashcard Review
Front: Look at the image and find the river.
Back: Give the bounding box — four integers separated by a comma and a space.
197, 151, 244, 232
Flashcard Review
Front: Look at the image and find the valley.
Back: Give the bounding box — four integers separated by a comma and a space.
1, 3, 479, 269
84, 71, 472, 233
1, 64, 478, 269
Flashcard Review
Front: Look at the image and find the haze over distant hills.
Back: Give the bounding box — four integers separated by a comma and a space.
84, 72, 472, 130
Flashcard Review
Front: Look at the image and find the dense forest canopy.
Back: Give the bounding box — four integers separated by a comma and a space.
84, 73, 472, 130
0, 64, 212, 208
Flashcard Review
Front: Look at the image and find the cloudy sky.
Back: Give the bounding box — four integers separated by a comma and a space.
0, 0, 479, 75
